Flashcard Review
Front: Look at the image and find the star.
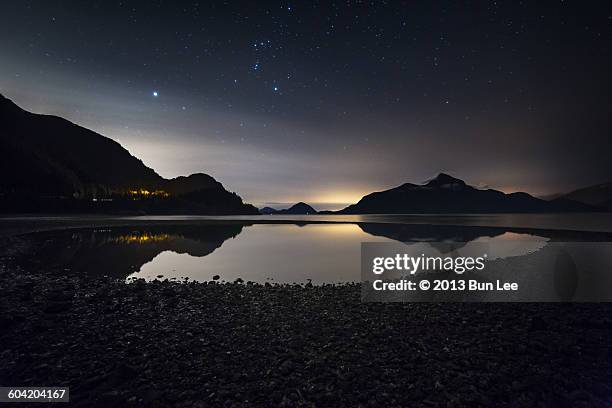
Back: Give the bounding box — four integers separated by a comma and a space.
152, 91, 159, 97
273, 86, 279, 92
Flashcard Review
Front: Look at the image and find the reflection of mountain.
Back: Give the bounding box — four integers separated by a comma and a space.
20, 224, 245, 277
358, 222, 612, 244
339, 173, 597, 214
0, 94, 258, 214
18, 222, 612, 281
358, 223, 507, 243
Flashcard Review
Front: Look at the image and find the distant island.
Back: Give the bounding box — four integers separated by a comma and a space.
336, 173, 602, 214
0, 94, 258, 214
259, 202, 317, 215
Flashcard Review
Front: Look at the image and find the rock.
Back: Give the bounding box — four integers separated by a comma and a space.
43, 302, 72, 314
528, 316, 548, 332
2, 236, 611, 408
133, 279, 147, 291
46, 289, 74, 302
113, 363, 138, 381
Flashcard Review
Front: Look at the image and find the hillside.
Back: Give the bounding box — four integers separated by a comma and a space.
0, 93, 258, 214
560, 182, 612, 210
339, 173, 596, 214
259, 202, 317, 215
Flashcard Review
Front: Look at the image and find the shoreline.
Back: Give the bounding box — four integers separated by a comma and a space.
3, 213, 612, 240
1, 235, 611, 407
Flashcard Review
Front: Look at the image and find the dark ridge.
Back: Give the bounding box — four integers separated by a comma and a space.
264, 202, 317, 215
558, 182, 612, 207
338, 174, 601, 214
0, 94, 258, 214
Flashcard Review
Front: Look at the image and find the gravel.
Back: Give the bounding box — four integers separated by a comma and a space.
1, 236, 611, 407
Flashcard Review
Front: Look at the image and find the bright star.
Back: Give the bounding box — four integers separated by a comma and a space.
152, 91, 159, 97
273, 86, 279, 92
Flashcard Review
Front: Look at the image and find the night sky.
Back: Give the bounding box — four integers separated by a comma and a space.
1, 1, 611, 209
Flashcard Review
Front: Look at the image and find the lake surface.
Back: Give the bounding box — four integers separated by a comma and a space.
9, 214, 612, 283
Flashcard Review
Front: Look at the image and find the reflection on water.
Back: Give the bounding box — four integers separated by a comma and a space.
137, 225, 552, 284
136, 223, 391, 283
16, 221, 599, 283
119, 213, 612, 233
20, 224, 244, 278
112, 232, 172, 244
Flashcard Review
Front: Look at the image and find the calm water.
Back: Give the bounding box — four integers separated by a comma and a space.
130, 225, 548, 283
12, 214, 612, 283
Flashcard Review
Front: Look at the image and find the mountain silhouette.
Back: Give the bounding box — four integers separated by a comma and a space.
338, 173, 597, 214
259, 206, 279, 214
557, 182, 612, 210
0, 93, 258, 214
260, 202, 317, 214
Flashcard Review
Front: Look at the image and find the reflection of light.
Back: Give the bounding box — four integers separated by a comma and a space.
472, 232, 549, 260
114, 233, 171, 244
301, 223, 360, 236
473, 232, 548, 242
492, 232, 544, 241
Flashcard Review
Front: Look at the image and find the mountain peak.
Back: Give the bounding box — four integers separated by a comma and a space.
261, 202, 317, 215
424, 173, 467, 188
288, 202, 317, 214
165, 173, 223, 195
338, 172, 595, 214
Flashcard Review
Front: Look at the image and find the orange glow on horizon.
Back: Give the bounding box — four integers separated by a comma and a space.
275, 190, 366, 207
